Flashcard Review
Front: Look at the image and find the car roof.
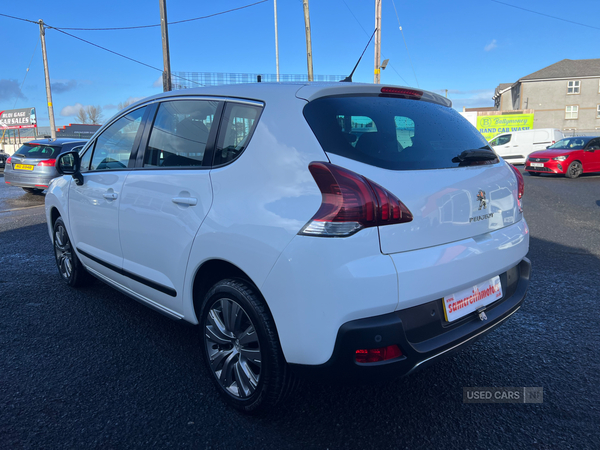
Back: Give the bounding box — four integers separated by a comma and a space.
125, 82, 452, 109
560, 136, 599, 142
25, 138, 88, 146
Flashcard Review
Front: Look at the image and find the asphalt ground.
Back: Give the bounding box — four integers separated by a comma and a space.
1, 168, 599, 450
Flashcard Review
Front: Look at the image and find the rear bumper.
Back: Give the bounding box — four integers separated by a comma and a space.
290, 257, 531, 382
4, 170, 54, 188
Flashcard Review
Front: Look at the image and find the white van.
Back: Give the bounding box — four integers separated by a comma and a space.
489, 128, 563, 164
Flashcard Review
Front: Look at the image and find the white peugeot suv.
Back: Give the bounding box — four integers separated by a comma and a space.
45, 83, 530, 413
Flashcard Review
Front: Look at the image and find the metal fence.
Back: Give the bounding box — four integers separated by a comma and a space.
171, 72, 345, 89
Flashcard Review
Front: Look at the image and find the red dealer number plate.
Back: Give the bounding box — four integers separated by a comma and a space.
442, 276, 503, 322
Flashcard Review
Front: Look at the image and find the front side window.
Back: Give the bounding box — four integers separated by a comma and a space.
567, 80, 580, 94
565, 105, 578, 119
586, 139, 600, 150
214, 103, 262, 166
304, 95, 493, 171
489, 134, 511, 146
89, 107, 147, 171
144, 100, 218, 168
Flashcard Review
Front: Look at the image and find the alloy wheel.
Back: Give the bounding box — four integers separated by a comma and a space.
54, 223, 74, 280
204, 298, 262, 398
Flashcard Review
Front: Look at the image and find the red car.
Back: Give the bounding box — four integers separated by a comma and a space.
525, 136, 600, 178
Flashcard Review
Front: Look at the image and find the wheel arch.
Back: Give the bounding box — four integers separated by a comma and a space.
191, 259, 267, 323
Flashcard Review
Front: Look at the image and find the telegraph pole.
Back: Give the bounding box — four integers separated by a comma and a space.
374, 0, 382, 84
38, 20, 56, 139
274, 0, 280, 82
159, 0, 172, 92
302, 0, 314, 82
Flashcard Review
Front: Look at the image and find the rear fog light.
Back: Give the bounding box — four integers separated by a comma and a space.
355, 345, 403, 363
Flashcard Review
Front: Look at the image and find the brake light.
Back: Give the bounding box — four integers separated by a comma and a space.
6, 156, 11, 164
300, 162, 413, 237
380, 87, 423, 98
356, 345, 403, 363
37, 159, 56, 167
509, 164, 524, 212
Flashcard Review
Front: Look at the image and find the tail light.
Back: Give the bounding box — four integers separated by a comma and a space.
38, 159, 57, 167
299, 162, 413, 237
356, 345, 403, 363
509, 164, 524, 212
6, 156, 12, 164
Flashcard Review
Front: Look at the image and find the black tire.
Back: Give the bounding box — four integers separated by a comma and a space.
22, 187, 43, 194
565, 161, 582, 179
199, 279, 297, 414
53, 217, 93, 287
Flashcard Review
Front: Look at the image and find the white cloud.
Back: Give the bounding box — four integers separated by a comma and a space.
152, 75, 163, 88
104, 96, 146, 110
60, 103, 85, 117
484, 39, 497, 52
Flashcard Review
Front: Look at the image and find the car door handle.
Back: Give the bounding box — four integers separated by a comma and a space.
103, 192, 118, 200
172, 197, 198, 206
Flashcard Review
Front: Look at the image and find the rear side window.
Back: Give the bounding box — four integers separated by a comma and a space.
144, 100, 218, 168
303, 95, 491, 170
16, 144, 61, 158
214, 103, 262, 166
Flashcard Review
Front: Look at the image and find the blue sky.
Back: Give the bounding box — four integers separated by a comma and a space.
1, 0, 599, 128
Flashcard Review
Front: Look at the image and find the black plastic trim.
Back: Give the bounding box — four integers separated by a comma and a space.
289, 258, 531, 383
76, 247, 177, 297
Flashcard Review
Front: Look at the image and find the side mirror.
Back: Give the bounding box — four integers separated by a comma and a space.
56, 151, 84, 185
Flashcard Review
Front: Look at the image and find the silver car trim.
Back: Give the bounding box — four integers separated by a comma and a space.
406, 305, 522, 374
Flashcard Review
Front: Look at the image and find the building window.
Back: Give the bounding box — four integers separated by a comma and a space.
567, 80, 580, 94
597, 105, 600, 118
565, 105, 579, 119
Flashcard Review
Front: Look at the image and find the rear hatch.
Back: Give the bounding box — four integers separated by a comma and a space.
10, 144, 61, 173
301, 87, 522, 254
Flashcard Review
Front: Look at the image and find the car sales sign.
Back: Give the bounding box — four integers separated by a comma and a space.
0, 108, 37, 129
443, 276, 503, 322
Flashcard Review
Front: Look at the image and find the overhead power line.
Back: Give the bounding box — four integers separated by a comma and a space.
51, 0, 268, 31
51, 28, 203, 86
391, 0, 419, 87
489, 0, 600, 31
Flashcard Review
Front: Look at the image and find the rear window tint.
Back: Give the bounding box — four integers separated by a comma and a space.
16, 144, 61, 158
303, 95, 493, 170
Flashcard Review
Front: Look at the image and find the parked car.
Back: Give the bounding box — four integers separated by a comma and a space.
489, 128, 563, 165
0, 150, 9, 169
45, 83, 530, 413
525, 136, 600, 178
4, 138, 87, 193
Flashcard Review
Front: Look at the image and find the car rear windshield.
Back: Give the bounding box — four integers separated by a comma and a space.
16, 144, 62, 158
303, 95, 493, 170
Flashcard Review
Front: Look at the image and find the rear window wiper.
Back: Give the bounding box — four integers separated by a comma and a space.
452, 148, 498, 163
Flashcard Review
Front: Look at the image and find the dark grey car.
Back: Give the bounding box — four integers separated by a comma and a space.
4, 138, 87, 193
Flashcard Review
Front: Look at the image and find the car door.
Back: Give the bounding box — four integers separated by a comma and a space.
68, 106, 149, 285
117, 98, 221, 313
584, 138, 600, 172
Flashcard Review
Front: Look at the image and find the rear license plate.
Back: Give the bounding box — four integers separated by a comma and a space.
15, 164, 34, 171
530, 162, 544, 168
442, 276, 503, 322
